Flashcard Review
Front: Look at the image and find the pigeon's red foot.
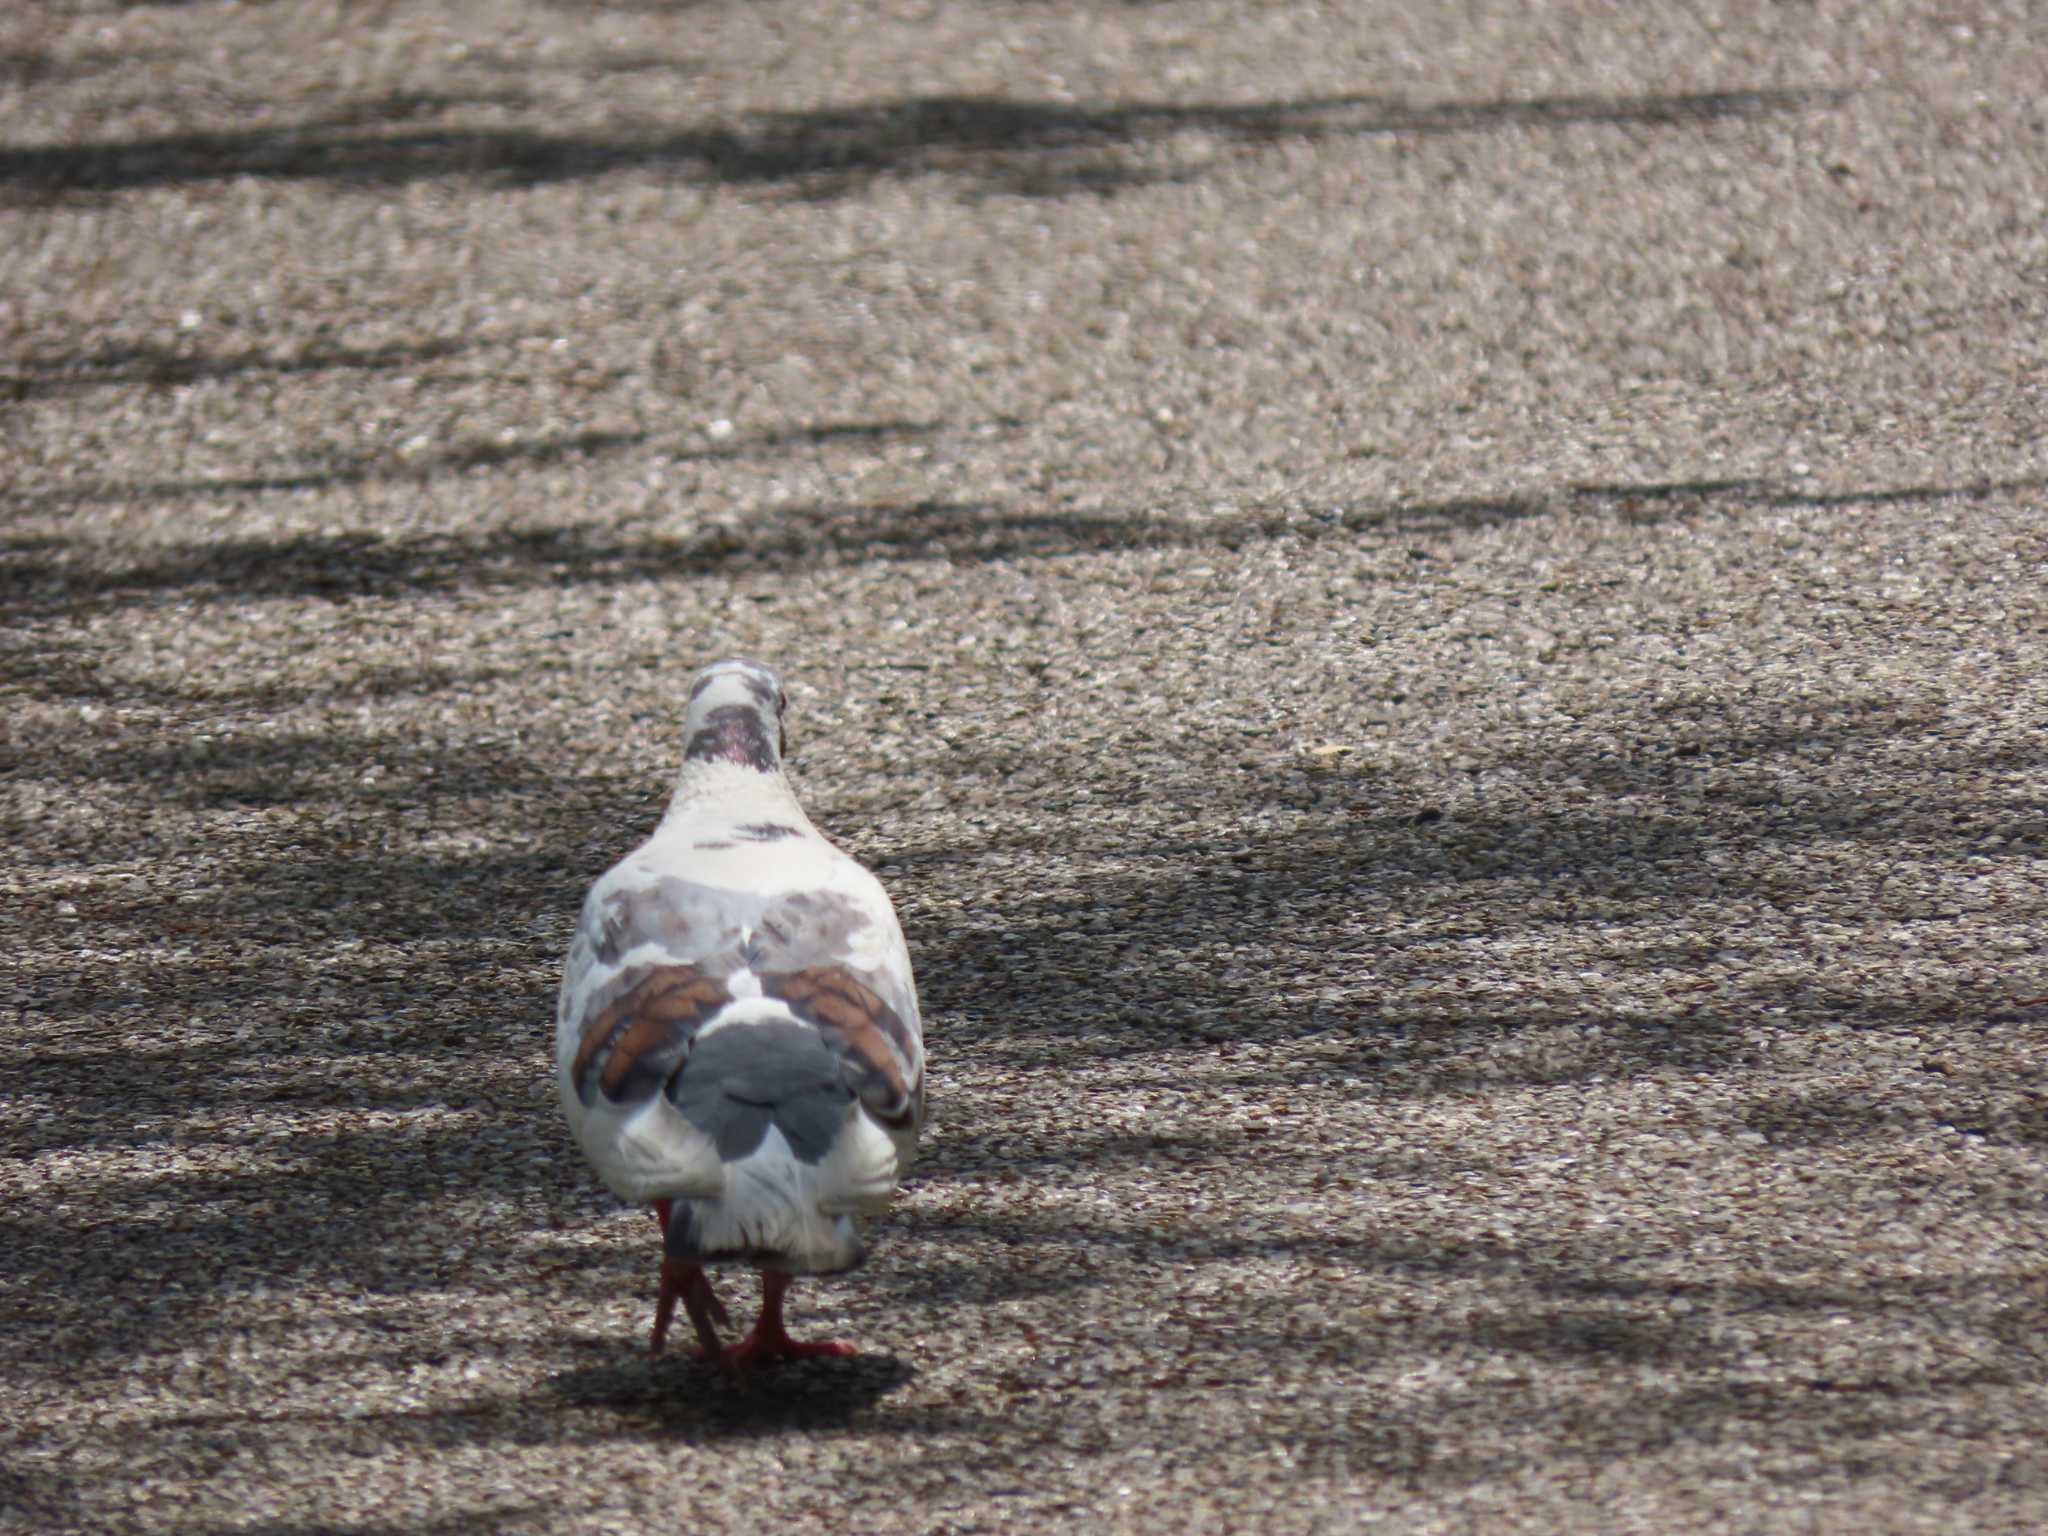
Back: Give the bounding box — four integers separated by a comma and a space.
652, 1257, 730, 1356
645, 1214, 849, 1368
719, 1326, 858, 1370
709, 1269, 855, 1370
648, 1202, 729, 1356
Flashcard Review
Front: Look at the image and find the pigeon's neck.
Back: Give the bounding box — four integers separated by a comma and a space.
662, 759, 807, 825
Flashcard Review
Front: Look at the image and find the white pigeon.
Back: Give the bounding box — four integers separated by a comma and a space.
556, 658, 925, 1367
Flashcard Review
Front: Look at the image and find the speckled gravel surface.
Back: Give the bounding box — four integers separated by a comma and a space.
4, 2, 2046, 1532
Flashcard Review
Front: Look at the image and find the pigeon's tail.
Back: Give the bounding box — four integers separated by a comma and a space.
661, 1018, 904, 1274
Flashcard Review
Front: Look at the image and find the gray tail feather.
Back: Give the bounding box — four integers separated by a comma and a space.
666, 1020, 853, 1167
660, 1020, 870, 1272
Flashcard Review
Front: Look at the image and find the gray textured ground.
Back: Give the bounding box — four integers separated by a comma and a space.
4, 1, 2046, 1532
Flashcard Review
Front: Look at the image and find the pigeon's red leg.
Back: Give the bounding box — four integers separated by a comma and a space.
673, 1263, 728, 1357
648, 1201, 678, 1352
647, 1200, 728, 1355
721, 1269, 857, 1369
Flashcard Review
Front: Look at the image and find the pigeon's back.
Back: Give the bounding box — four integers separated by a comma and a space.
556, 659, 924, 1275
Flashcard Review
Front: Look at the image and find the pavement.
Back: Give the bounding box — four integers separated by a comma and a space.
3, 1, 2045, 1532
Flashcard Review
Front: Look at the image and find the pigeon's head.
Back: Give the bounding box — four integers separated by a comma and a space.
681, 658, 788, 773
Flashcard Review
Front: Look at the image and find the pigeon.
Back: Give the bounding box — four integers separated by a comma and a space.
555, 658, 925, 1367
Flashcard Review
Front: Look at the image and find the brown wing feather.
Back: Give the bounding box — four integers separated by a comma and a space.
763, 965, 921, 1127
572, 964, 730, 1106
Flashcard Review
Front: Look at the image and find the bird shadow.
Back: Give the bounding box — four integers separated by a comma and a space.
547, 1350, 918, 1438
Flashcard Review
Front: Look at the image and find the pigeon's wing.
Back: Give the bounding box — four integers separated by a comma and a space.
746, 870, 924, 1140
556, 864, 746, 1203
